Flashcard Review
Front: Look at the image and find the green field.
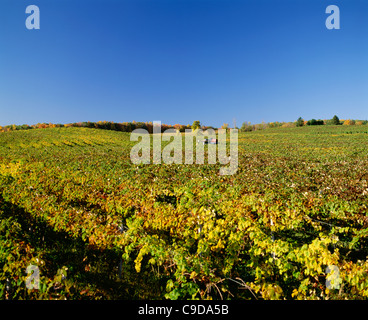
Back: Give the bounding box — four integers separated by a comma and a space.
1, 125, 368, 299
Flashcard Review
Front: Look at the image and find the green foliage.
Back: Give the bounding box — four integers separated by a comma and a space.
296, 117, 304, 127
191, 121, 201, 131
331, 115, 340, 125
307, 119, 324, 126
240, 122, 253, 132
0, 126, 368, 300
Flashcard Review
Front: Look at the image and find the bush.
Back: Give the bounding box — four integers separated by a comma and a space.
296, 117, 304, 127
240, 122, 253, 132
331, 115, 340, 125
343, 119, 356, 126
306, 119, 324, 126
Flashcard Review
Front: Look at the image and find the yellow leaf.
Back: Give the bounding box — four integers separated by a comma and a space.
291, 289, 298, 298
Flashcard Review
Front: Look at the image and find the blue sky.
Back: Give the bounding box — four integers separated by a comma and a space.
1, 0, 367, 127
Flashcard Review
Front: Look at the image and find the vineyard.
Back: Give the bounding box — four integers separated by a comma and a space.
1, 125, 368, 300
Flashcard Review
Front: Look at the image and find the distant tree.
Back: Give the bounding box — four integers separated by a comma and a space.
202, 126, 216, 131
254, 122, 267, 130
331, 115, 340, 125
268, 121, 283, 128
20, 124, 29, 130
343, 119, 355, 126
191, 120, 201, 131
296, 117, 304, 127
240, 122, 253, 132
282, 122, 296, 128
307, 119, 324, 126
221, 123, 229, 130
173, 124, 182, 132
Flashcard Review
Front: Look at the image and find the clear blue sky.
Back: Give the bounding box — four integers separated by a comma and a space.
1, 0, 367, 127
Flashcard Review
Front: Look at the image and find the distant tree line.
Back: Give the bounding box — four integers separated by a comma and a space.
238, 115, 368, 132
295, 115, 368, 127
0, 120, 216, 134
1, 116, 367, 134
0, 121, 178, 133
